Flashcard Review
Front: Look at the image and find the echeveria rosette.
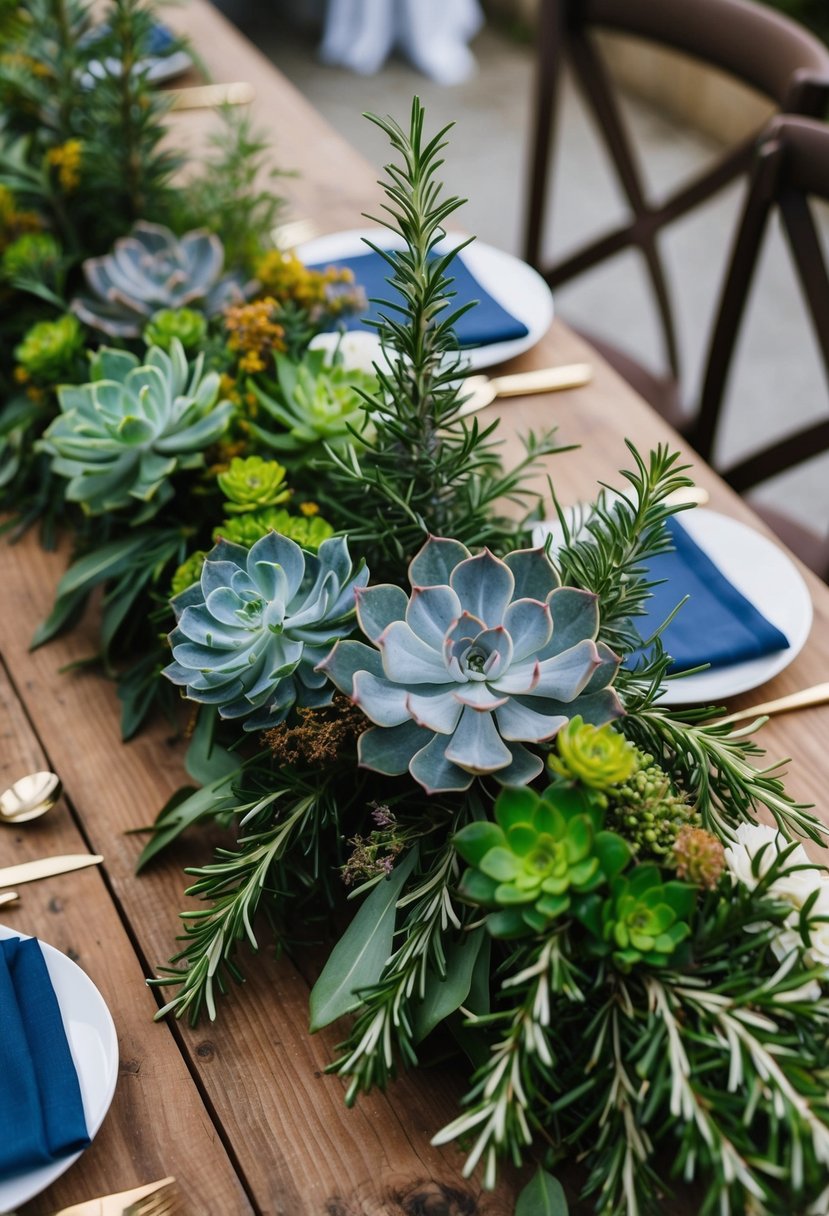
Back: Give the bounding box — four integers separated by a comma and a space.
319, 536, 624, 794
577, 864, 695, 971
455, 783, 631, 938
71, 221, 255, 339
164, 531, 368, 730
249, 349, 376, 453
40, 340, 233, 518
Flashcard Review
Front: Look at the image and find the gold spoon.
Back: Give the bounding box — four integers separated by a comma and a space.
716, 683, 829, 727
0, 771, 62, 824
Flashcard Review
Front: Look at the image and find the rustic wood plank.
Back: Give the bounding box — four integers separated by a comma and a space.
0, 659, 251, 1216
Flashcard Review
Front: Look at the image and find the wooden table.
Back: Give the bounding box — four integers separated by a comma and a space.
2, 4, 829, 1213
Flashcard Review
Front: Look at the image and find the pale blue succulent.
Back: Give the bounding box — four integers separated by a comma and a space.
40, 339, 233, 518
319, 536, 623, 794
164, 532, 368, 730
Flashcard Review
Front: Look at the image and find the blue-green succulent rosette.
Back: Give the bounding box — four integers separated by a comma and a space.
320, 536, 624, 794
164, 531, 368, 730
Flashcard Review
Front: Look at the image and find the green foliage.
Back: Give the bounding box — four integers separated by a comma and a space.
455, 784, 631, 939
212, 507, 334, 551
248, 349, 377, 454
313, 98, 565, 578
516, 1170, 568, 1216
577, 863, 694, 970
549, 716, 637, 791
14, 313, 83, 381
143, 308, 208, 353
216, 454, 291, 512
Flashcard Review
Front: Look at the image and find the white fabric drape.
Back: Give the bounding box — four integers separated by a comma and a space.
319, 0, 484, 84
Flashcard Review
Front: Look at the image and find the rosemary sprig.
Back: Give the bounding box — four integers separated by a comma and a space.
316, 97, 564, 577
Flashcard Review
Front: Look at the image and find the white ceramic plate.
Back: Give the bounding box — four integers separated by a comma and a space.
297, 228, 555, 371
533, 508, 812, 706
0, 924, 118, 1211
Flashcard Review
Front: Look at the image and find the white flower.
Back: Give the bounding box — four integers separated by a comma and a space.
803, 888, 829, 970
724, 823, 819, 907
309, 331, 385, 375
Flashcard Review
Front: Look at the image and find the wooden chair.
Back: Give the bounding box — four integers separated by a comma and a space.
691, 116, 829, 579
523, 0, 829, 429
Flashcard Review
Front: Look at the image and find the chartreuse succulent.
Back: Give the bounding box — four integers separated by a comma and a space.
576, 865, 694, 970
72, 221, 254, 339
40, 340, 233, 518
217, 455, 291, 513
164, 532, 368, 729
144, 308, 207, 353
320, 536, 623, 794
213, 507, 334, 551
455, 783, 631, 938
14, 314, 84, 381
549, 715, 637, 791
249, 349, 377, 452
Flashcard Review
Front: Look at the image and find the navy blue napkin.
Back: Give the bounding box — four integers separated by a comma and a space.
637, 516, 790, 672
306, 248, 530, 348
0, 936, 89, 1179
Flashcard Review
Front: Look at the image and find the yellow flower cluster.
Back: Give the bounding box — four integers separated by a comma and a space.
0, 50, 51, 78
254, 249, 357, 315
46, 140, 83, 192
224, 297, 286, 370
0, 185, 41, 254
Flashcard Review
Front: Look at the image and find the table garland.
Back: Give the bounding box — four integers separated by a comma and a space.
3, 5, 829, 1213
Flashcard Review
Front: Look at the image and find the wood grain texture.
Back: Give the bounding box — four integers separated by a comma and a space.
3, 3, 829, 1211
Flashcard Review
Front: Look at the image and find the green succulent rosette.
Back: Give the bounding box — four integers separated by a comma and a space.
248, 349, 377, 453
170, 549, 208, 598
320, 536, 623, 794
213, 507, 334, 551
549, 715, 637, 791
14, 314, 84, 382
40, 339, 234, 518
144, 307, 208, 353
2, 232, 61, 281
455, 783, 631, 938
217, 455, 291, 513
576, 864, 695, 970
164, 531, 368, 730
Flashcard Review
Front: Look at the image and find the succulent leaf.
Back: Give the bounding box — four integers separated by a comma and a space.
325, 535, 623, 793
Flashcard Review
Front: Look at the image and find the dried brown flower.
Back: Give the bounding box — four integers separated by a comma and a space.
263, 694, 365, 767
673, 825, 726, 890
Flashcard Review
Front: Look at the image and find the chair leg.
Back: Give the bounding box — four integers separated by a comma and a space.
692, 140, 780, 462
523, 0, 563, 268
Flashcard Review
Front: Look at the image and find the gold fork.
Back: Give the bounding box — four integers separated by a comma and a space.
51, 1176, 178, 1216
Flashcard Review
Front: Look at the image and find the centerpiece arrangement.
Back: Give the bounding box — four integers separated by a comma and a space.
3, 4, 829, 1212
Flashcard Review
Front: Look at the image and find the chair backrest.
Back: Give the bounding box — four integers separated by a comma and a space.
523, 0, 829, 381
692, 116, 829, 509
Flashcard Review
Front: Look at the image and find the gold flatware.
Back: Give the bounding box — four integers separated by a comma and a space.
51, 1176, 178, 1216
0, 891, 19, 907
0, 770, 62, 824
664, 486, 710, 508
458, 363, 593, 416
166, 81, 254, 110
717, 682, 829, 727
0, 854, 103, 888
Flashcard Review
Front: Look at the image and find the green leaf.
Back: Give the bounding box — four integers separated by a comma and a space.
309, 846, 418, 1031
411, 928, 485, 1043
185, 707, 239, 784
516, 1169, 568, 1216
30, 584, 89, 649
453, 820, 505, 866
136, 771, 242, 872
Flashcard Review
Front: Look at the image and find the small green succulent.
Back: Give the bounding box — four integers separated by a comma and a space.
217, 455, 291, 513
604, 748, 697, 858
455, 784, 630, 938
213, 507, 334, 551
577, 864, 694, 970
144, 308, 208, 353
248, 349, 376, 453
170, 549, 207, 597
549, 716, 637, 791
40, 339, 234, 518
2, 232, 61, 283
164, 532, 368, 730
14, 314, 84, 382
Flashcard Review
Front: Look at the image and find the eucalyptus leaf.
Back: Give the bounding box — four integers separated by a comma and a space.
185, 707, 239, 784
516, 1169, 568, 1216
411, 928, 485, 1043
136, 770, 242, 871
309, 847, 418, 1032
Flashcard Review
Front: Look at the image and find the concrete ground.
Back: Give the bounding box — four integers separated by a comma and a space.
219, 4, 829, 531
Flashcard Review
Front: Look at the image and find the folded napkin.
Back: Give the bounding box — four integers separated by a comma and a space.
637, 516, 790, 672
0, 936, 89, 1179
306, 248, 530, 348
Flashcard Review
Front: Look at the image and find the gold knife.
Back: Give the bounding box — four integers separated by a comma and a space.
0, 854, 103, 888
459, 363, 593, 416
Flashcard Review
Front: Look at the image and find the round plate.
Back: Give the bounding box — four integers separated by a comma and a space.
661, 510, 812, 706
0, 924, 118, 1210
297, 228, 555, 371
